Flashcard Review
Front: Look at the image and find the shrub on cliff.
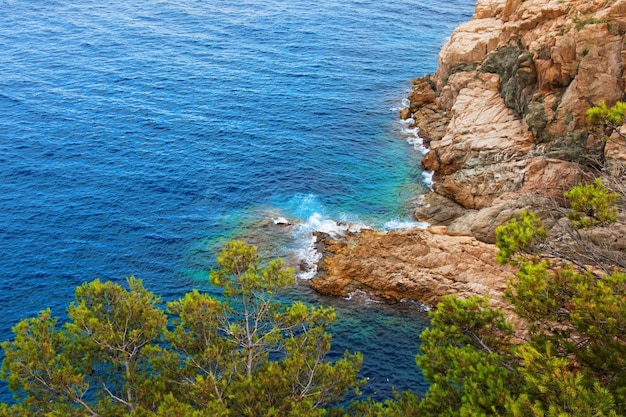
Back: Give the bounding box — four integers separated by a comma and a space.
0, 241, 363, 417
565, 178, 620, 228
495, 210, 546, 264
411, 290, 624, 417
586, 101, 626, 140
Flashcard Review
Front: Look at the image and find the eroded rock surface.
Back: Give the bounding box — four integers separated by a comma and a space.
413, 0, 626, 240
311, 228, 515, 310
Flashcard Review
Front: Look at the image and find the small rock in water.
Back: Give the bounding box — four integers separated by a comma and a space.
299, 259, 311, 272
399, 107, 411, 120
273, 217, 291, 226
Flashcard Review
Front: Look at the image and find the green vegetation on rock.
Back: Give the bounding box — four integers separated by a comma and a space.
495, 209, 546, 264
587, 101, 626, 140
394, 202, 625, 417
565, 178, 620, 228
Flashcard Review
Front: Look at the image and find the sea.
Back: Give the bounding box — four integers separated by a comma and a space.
0, 0, 474, 403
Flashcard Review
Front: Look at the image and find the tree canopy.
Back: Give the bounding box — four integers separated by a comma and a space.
0, 241, 362, 417
398, 203, 625, 417
341, 180, 625, 417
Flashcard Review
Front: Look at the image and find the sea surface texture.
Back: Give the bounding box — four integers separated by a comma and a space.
0, 0, 474, 402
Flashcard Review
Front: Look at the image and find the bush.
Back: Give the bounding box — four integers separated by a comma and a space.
565, 178, 619, 228
495, 210, 546, 264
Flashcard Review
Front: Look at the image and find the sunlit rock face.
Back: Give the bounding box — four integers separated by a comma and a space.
410, 0, 625, 238
311, 228, 514, 310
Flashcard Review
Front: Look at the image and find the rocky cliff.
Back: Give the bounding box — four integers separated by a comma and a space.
311, 0, 626, 308
411, 0, 626, 241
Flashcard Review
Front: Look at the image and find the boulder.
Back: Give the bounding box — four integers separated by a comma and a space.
408, 77, 436, 111
399, 107, 411, 120
414, 191, 470, 225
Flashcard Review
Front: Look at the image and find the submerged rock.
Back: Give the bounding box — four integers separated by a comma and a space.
272, 217, 292, 226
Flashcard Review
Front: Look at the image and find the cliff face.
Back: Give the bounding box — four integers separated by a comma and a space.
411, 0, 626, 241
310, 0, 626, 307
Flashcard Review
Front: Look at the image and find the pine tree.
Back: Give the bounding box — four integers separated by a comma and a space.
1, 241, 363, 416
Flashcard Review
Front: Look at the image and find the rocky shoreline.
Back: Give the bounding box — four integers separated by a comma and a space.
310, 227, 515, 310
310, 0, 626, 309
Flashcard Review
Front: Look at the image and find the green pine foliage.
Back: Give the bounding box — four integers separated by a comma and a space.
415, 295, 518, 417
0, 241, 362, 417
564, 178, 619, 228
586, 101, 626, 148
507, 265, 626, 415
413, 195, 625, 416
409, 264, 625, 416
495, 210, 546, 264
586, 101, 626, 129
507, 343, 620, 417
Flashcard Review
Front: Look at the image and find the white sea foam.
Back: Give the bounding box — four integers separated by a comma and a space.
400, 121, 429, 155
389, 98, 411, 112
383, 219, 429, 230
292, 212, 369, 280
344, 289, 382, 304
294, 237, 322, 280
400, 298, 431, 312
299, 213, 353, 238
422, 170, 434, 190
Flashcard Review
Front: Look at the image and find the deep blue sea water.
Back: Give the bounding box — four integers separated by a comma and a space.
0, 0, 474, 403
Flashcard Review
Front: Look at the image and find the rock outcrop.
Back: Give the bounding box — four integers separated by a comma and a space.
311, 228, 515, 310
412, 0, 626, 238
310, 0, 626, 309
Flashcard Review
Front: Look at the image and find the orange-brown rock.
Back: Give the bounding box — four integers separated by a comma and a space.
399, 107, 411, 120
408, 77, 436, 112
310, 228, 515, 310
412, 106, 450, 142
410, 0, 625, 240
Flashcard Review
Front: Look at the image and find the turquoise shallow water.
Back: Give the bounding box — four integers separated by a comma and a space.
0, 0, 474, 402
